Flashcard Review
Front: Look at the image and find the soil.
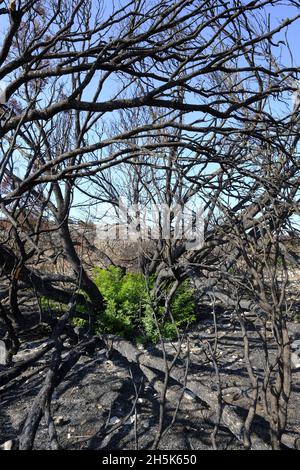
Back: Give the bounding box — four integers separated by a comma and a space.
0, 306, 300, 450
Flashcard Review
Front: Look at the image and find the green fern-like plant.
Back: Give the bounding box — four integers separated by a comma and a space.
40, 266, 196, 343
93, 266, 196, 343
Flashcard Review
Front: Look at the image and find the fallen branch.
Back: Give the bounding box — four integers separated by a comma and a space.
104, 335, 270, 450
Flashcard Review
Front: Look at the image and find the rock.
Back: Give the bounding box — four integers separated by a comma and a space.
129, 415, 136, 424
183, 390, 196, 401
287, 322, 300, 340
0, 440, 14, 450
104, 360, 114, 369
294, 349, 300, 357
281, 433, 300, 450
109, 416, 121, 425
190, 346, 202, 354
111, 380, 123, 391
54, 415, 69, 426
0, 339, 12, 365
291, 352, 300, 369
291, 340, 300, 350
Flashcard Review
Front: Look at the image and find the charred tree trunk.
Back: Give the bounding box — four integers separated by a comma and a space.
0, 244, 85, 305
58, 220, 104, 312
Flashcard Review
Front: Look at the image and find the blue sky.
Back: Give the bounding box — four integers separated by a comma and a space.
1, 1, 300, 225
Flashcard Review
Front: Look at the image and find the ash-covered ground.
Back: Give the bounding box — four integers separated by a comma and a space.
1, 306, 300, 450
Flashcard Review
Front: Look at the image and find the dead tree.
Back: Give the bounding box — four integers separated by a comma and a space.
1, 0, 300, 449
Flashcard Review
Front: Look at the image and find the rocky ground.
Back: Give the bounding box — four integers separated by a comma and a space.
0, 307, 300, 450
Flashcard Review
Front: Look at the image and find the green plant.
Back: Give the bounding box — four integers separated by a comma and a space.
40, 296, 68, 312
142, 280, 196, 342
40, 266, 196, 343
93, 266, 146, 337
71, 317, 87, 328
93, 266, 196, 343
40, 296, 89, 329
170, 279, 197, 327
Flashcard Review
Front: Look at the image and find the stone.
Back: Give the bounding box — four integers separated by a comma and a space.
104, 360, 114, 369
183, 390, 196, 401
109, 416, 121, 425
287, 322, 300, 340
54, 415, 69, 426
291, 352, 300, 369
0, 339, 11, 365
190, 346, 202, 354
111, 380, 124, 392
291, 340, 300, 350
205, 328, 213, 334
0, 440, 14, 450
